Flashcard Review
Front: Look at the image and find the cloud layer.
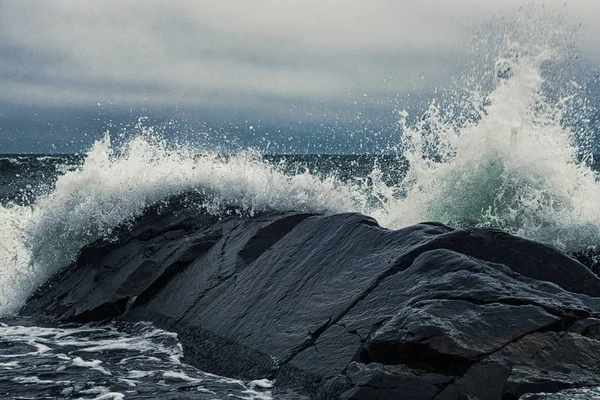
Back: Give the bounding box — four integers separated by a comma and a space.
0, 0, 599, 152
1, 1, 595, 107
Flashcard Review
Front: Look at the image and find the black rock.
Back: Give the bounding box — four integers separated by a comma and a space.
22, 195, 600, 399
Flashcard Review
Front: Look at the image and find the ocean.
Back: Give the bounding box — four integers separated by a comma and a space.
2, 15, 600, 400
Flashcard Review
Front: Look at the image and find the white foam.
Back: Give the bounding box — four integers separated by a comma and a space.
126, 370, 156, 379
0, 321, 274, 399
72, 356, 112, 376
0, 361, 20, 368
90, 392, 126, 400
162, 370, 203, 383
241, 388, 275, 400
248, 379, 274, 389
12, 376, 59, 385
82, 387, 125, 400
118, 378, 137, 388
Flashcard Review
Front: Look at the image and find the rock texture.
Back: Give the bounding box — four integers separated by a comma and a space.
22, 195, 600, 399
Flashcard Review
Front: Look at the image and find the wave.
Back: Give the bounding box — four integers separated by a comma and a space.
0, 139, 369, 315
373, 32, 600, 251
1, 10, 599, 316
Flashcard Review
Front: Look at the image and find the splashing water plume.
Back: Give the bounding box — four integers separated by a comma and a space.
0, 10, 599, 316
372, 14, 600, 251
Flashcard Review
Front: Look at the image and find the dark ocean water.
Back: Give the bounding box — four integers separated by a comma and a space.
0, 155, 82, 205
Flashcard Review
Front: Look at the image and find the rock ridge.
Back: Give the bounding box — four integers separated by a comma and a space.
22, 197, 600, 399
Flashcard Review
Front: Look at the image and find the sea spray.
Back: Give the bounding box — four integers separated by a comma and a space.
1, 10, 599, 317
0, 135, 369, 314
373, 17, 600, 251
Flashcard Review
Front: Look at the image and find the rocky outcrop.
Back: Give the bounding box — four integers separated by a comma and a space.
22, 195, 600, 399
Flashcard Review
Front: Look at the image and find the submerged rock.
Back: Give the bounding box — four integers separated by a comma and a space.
22, 195, 600, 399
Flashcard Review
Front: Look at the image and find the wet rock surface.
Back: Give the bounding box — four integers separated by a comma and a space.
22, 195, 600, 399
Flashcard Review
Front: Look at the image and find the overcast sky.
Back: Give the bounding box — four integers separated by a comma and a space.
1, 0, 599, 153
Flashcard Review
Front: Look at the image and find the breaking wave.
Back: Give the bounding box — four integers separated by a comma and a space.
0, 10, 599, 315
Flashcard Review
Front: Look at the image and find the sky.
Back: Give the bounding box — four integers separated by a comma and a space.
1, 0, 599, 153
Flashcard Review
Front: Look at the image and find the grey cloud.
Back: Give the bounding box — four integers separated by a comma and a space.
0, 0, 483, 110
0, 0, 599, 149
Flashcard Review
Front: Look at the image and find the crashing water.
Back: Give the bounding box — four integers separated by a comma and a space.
376, 37, 600, 251
0, 140, 370, 314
